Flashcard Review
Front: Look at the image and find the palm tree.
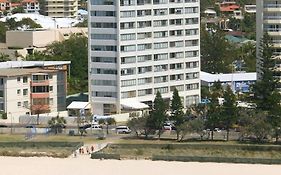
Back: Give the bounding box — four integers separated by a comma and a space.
48, 115, 66, 134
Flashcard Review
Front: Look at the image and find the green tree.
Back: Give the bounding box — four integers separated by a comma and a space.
11, 6, 25, 14
75, 19, 87, 27
26, 34, 88, 94
206, 81, 223, 140
127, 112, 149, 138
254, 33, 281, 142
0, 53, 10, 62
148, 91, 168, 139
48, 115, 66, 134
19, 18, 42, 29
222, 85, 237, 141
170, 88, 185, 140
0, 22, 7, 43
254, 33, 280, 113
201, 27, 235, 73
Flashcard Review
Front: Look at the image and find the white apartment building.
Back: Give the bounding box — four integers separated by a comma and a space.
88, 0, 201, 115
21, 0, 40, 13
256, 0, 281, 78
45, 0, 78, 18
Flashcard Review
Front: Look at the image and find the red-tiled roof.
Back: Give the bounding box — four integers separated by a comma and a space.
220, 5, 240, 12
10, 2, 21, 7
0, 0, 9, 3
22, 0, 38, 3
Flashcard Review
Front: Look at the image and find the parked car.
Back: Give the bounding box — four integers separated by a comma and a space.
163, 122, 176, 131
0, 124, 8, 128
115, 126, 131, 134
86, 124, 102, 131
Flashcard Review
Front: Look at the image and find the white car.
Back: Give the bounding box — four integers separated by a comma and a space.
115, 126, 131, 134
86, 124, 102, 131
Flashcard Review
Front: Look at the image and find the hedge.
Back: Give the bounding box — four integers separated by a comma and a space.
0, 142, 83, 149
108, 143, 281, 151
91, 153, 120, 160
152, 155, 281, 164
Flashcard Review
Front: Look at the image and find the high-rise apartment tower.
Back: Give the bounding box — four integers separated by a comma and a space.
257, 0, 281, 78
88, 0, 201, 115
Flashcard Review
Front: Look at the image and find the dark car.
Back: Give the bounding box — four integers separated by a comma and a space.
79, 124, 91, 130
0, 124, 8, 128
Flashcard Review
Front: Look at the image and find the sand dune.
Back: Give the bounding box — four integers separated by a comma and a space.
0, 156, 281, 175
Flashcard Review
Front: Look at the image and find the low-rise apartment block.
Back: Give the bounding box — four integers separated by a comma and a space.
0, 61, 70, 122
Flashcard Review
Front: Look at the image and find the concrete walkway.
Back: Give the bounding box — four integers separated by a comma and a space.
70, 142, 108, 159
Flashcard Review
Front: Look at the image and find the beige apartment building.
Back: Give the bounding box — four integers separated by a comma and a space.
0, 61, 70, 123
6, 27, 87, 49
45, 0, 78, 18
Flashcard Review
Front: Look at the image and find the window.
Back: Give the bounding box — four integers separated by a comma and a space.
170, 41, 184, 48
137, 55, 152, 62
186, 72, 199, 80
185, 29, 199, 36
49, 98, 54, 105
137, 21, 151, 28
138, 66, 152, 74
32, 86, 49, 93
0, 102, 4, 110
23, 77, 28, 83
154, 53, 168, 61
154, 64, 168, 72
49, 86, 53, 92
186, 83, 199, 90
121, 68, 136, 75
154, 31, 168, 38
154, 76, 168, 83
138, 77, 152, 85
121, 56, 136, 64
154, 8, 168, 16
91, 0, 114, 5
91, 11, 116, 16
186, 61, 199, 68
186, 95, 199, 106
17, 102, 21, 107
92, 80, 117, 86
170, 74, 184, 81
137, 32, 152, 39
17, 89, 21, 95
154, 42, 168, 49
138, 89, 152, 96
17, 77, 21, 82
91, 22, 117, 28
185, 18, 199, 25
170, 85, 184, 92
153, 20, 168, 27
23, 101, 28, 108
0, 90, 3, 98
120, 22, 135, 29
121, 33, 136, 41
92, 57, 117, 63
137, 43, 152, 51
120, 0, 135, 6
121, 79, 136, 87
23, 89, 28, 96
91, 34, 117, 40
185, 39, 199, 47
137, 9, 151, 17
120, 10, 135, 18
121, 45, 136, 52
121, 91, 136, 98
185, 50, 199, 58
91, 45, 117, 51
170, 52, 184, 59
154, 87, 168, 94
92, 68, 117, 74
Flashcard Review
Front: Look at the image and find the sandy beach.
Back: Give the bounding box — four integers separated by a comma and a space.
0, 156, 280, 175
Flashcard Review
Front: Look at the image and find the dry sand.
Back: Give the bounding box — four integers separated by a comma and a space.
0, 156, 281, 175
